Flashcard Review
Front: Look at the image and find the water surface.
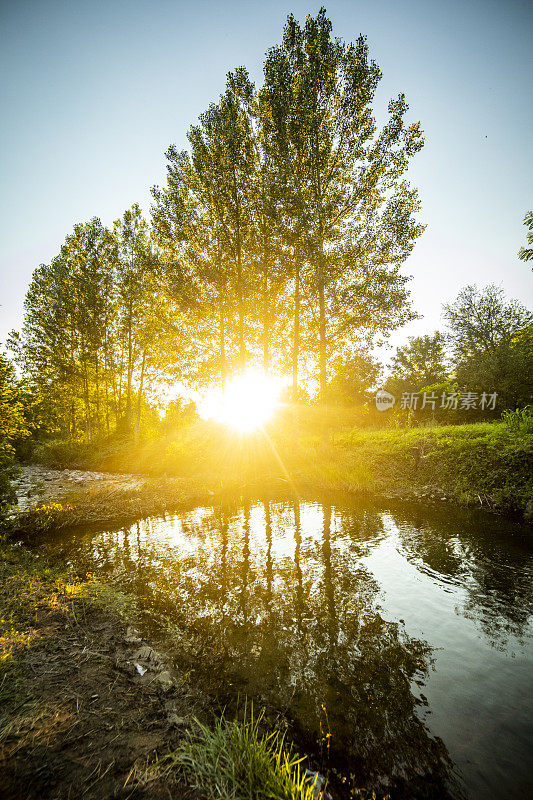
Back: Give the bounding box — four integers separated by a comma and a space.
36, 495, 533, 799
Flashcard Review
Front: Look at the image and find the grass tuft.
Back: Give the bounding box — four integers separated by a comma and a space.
157, 708, 322, 800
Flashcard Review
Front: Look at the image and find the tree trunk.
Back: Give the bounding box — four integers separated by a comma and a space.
317, 239, 329, 440
79, 331, 91, 442
135, 349, 146, 441
233, 168, 246, 369
104, 357, 110, 436
70, 401, 76, 440
236, 236, 245, 369
125, 298, 133, 427
219, 290, 227, 389
318, 274, 327, 400
82, 357, 91, 443
103, 329, 110, 436
69, 328, 77, 439
314, 123, 327, 401
262, 254, 270, 373
115, 338, 124, 426
292, 255, 300, 401
95, 351, 101, 436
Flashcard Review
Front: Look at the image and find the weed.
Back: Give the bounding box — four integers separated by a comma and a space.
156, 708, 321, 800
501, 406, 533, 432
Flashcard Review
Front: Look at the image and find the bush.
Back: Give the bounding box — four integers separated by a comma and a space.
0, 353, 30, 509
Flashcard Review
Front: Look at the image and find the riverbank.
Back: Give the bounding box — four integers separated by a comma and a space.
7, 416, 533, 536
0, 539, 203, 798
1, 540, 335, 800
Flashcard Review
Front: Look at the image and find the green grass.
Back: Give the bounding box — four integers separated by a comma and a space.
155, 708, 324, 800
16, 409, 533, 525
0, 539, 82, 724
334, 419, 533, 513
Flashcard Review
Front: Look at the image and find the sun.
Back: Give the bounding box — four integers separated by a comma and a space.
199, 370, 283, 432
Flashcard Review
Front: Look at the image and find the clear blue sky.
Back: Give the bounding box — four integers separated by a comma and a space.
1, 0, 532, 356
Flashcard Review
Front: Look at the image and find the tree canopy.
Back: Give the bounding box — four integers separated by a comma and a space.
443, 284, 533, 409
10, 9, 427, 441
387, 332, 448, 393
518, 210, 533, 265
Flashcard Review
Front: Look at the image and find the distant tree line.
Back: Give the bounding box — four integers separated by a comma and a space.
384, 284, 533, 420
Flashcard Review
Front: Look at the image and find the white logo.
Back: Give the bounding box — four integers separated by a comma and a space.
375, 390, 395, 411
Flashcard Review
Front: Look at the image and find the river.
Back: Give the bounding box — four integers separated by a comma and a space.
30, 491, 533, 799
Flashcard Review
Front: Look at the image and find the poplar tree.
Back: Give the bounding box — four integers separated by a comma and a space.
197, 68, 257, 369
154, 70, 260, 386
64, 218, 116, 439
15, 219, 116, 440
262, 9, 424, 398
113, 204, 158, 430
153, 142, 236, 388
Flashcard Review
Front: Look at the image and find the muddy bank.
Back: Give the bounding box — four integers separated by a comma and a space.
0, 545, 206, 800
2, 465, 213, 538
0, 540, 341, 800
4, 463, 528, 545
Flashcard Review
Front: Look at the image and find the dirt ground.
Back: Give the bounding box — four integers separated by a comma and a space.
0, 588, 205, 800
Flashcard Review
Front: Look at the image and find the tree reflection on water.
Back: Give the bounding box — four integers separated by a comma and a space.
44, 497, 463, 794
394, 504, 533, 648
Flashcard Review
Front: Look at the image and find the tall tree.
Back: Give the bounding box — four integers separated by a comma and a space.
261, 9, 424, 398
325, 351, 382, 405
193, 69, 257, 370
13, 256, 79, 435
16, 218, 116, 440
154, 71, 261, 387
113, 204, 158, 430
261, 33, 315, 398
388, 332, 448, 389
151, 147, 211, 389
64, 218, 116, 439
443, 285, 533, 363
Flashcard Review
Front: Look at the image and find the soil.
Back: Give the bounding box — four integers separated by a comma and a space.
0, 594, 206, 800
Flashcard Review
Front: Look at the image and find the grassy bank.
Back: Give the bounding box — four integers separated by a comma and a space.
14, 411, 533, 532
334, 419, 533, 516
